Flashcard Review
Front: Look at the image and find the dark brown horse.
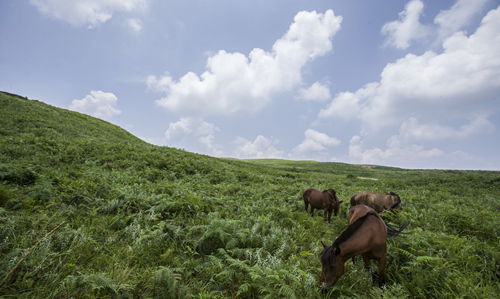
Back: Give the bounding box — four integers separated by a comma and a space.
350, 191, 402, 213
303, 188, 342, 222
319, 205, 387, 290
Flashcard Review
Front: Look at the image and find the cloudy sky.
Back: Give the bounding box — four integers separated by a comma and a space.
1, 0, 499, 170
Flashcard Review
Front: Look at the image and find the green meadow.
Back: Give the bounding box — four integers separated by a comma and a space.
0, 91, 498, 298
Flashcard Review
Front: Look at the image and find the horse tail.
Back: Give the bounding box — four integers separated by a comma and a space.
385, 220, 410, 237
303, 189, 312, 203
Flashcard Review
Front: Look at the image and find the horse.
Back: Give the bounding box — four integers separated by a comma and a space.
319, 205, 387, 290
350, 191, 402, 213
303, 188, 343, 222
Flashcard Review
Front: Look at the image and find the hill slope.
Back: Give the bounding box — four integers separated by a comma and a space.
0, 91, 499, 298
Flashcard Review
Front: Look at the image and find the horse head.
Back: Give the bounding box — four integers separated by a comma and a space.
325, 189, 343, 215
319, 241, 342, 290
387, 192, 402, 210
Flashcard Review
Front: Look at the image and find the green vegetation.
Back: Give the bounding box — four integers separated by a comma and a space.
0, 91, 499, 298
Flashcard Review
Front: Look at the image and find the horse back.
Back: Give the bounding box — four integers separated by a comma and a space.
351, 191, 371, 206
352, 192, 388, 213
348, 204, 376, 224
342, 210, 387, 257
306, 189, 330, 209
353, 215, 387, 248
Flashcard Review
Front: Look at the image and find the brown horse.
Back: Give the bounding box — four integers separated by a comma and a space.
303, 188, 343, 222
350, 191, 402, 213
319, 205, 387, 290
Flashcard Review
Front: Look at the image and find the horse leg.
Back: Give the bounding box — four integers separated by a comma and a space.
362, 254, 371, 271
376, 255, 387, 288
304, 199, 309, 212
323, 209, 331, 222
327, 208, 333, 222
310, 207, 314, 217
333, 201, 340, 217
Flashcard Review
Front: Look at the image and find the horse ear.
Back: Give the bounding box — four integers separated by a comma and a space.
321, 241, 328, 249
334, 247, 341, 255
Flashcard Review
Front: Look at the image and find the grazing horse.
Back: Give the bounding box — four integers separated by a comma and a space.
303, 188, 343, 222
319, 205, 387, 290
350, 191, 402, 213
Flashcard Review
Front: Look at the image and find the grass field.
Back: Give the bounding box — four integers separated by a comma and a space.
0, 91, 499, 298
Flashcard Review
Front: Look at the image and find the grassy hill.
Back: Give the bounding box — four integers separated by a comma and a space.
0, 91, 499, 298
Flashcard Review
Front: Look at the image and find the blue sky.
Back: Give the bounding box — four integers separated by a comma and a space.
1, 0, 499, 170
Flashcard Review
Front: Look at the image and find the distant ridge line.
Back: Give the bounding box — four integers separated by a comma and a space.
0, 91, 29, 100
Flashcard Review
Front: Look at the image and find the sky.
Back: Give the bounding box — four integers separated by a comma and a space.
1, 0, 499, 170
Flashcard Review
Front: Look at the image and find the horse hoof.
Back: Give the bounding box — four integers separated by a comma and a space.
320, 287, 331, 294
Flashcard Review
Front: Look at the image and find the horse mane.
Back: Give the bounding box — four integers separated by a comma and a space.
323, 189, 337, 201
332, 211, 377, 248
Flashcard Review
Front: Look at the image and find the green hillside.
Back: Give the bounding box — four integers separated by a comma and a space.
0, 91, 499, 298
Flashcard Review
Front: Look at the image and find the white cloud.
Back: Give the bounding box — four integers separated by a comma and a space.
320, 6, 500, 169
127, 18, 143, 33
347, 122, 494, 169
232, 135, 284, 159
165, 117, 222, 156
30, 0, 147, 28
291, 129, 340, 160
381, 0, 430, 49
434, 0, 490, 40
147, 75, 173, 93
398, 116, 493, 142
348, 135, 444, 167
69, 90, 121, 119
320, 6, 500, 132
164, 121, 287, 159
148, 9, 342, 116
297, 82, 331, 102
318, 82, 377, 120
347, 114, 494, 169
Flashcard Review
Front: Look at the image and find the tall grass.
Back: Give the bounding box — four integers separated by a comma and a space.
0, 92, 499, 298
